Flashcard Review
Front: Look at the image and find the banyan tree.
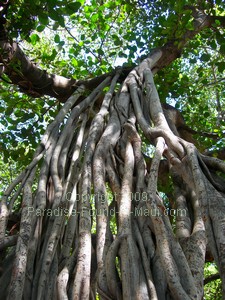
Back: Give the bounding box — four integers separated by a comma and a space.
0, 0, 225, 299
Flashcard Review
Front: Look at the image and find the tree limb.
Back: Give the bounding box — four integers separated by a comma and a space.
0, 8, 219, 102
204, 273, 221, 285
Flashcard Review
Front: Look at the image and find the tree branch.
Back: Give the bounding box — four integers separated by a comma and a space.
0, 7, 218, 102
204, 273, 221, 285
0, 28, 134, 101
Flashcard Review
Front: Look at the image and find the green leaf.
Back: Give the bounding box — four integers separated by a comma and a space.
36, 25, 45, 32
38, 13, 49, 25
217, 62, 225, 73
71, 58, 78, 67
91, 13, 99, 22
185, 20, 194, 30
54, 34, 60, 43
97, 48, 104, 56
210, 40, 217, 50
200, 53, 211, 62
50, 49, 57, 60
30, 34, 40, 45
219, 43, 225, 55
49, 9, 65, 27
190, 58, 197, 63
59, 41, 65, 47
67, 2, 82, 15
80, 34, 85, 40
215, 19, 221, 26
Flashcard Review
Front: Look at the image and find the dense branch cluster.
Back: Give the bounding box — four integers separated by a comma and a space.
1, 50, 225, 299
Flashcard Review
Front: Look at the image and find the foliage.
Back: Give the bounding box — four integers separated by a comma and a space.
0, 155, 16, 194
0, 80, 60, 162
204, 263, 222, 299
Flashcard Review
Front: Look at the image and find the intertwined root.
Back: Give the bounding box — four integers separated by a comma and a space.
1, 54, 225, 299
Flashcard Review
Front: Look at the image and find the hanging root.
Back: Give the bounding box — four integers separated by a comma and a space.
1, 55, 225, 300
